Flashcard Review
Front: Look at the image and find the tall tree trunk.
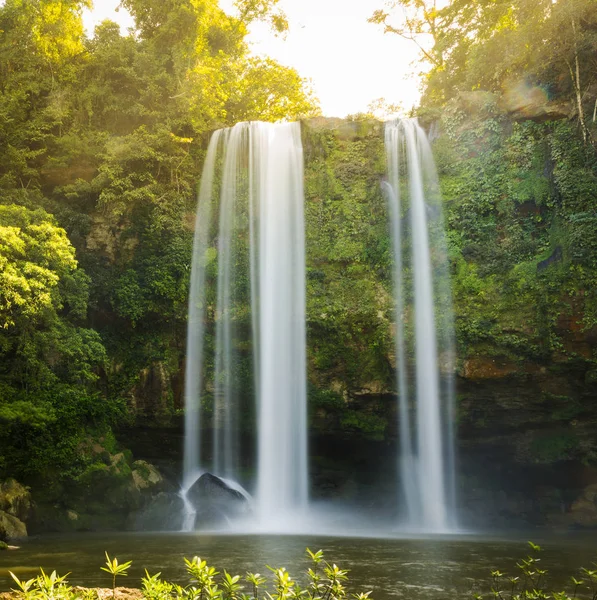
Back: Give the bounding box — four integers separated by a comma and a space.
568, 17, 589, 143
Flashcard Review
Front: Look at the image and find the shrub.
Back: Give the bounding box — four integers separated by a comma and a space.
8, 548, 372, 600
473, 542, 597, 600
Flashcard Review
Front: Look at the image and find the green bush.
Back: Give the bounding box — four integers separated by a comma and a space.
9, 549, 372, 600
473, 542, 597, 600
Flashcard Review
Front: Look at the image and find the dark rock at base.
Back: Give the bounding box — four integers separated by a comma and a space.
31, 504, 127, 533
185, 473, 251, 529
131, 492, 185, 531
186, 473, 246, 508
561, 483, 597, 529
28, 455, 172, 534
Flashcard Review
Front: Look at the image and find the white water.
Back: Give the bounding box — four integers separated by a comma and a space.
183, 121, 308, 530
185, 118, 453, 533
183, 130, 223, 490
253, 122, 308, 525
384, 119, 456, 532
213, 126, 243, 479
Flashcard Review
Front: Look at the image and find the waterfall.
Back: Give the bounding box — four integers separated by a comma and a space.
384, 118, 456, 532
183, 121, 308, 530
183, 129, 223, 490
253, 123, 309, 525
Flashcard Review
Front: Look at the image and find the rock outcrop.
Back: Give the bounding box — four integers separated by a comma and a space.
185, 473, 251, 529
0, 510, 27, 541
567, 484, 597, 528
131, 492, 185, 531
0, 479, 32, 522
30, 438, 169, 534
132, 460, 163, 491
0, 479, 32, 541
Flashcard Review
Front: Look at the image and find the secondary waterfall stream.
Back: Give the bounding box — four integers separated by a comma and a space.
384, 118, 456, 532
183, 121, 307, 530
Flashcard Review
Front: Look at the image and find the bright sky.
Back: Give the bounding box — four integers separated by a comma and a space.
81, 0, 425, 118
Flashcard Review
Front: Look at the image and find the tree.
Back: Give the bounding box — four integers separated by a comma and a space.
368, 0, 450, 67
0, 204, 111, 478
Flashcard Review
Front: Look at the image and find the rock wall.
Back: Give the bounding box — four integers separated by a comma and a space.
112, 115, 597, 530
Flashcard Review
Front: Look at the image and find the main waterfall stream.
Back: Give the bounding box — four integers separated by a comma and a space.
183, 121, 307, 531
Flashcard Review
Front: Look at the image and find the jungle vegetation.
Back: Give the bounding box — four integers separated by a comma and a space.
0, 0, 596, 494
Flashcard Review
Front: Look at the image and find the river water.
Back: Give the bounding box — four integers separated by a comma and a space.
1, 532, 596, 598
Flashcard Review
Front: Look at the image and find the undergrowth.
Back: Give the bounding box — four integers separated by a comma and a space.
8, 548, 372, 600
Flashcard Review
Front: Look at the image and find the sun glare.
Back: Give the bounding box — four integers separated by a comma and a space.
83, 0, 423, 118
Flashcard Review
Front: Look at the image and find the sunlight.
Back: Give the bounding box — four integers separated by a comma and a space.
83, 0, 423, 118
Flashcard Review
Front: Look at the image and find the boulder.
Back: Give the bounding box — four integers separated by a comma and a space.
132, 460, 163, 491
0, 510, 27, 541
185, 473, 251, 529
66, 510, 79, 522
566, 483, 597, 528
0, 479, 32, 522
131, 492, 185, 531
110, 453, 130, 476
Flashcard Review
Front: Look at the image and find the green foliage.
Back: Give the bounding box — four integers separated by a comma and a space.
473, 542, 597, 600
340, 411, 387, 441
0, 0, 596, 496
148, 548, 367, 600
102, 552, 133, 597
303, 122, 393, 399
0, 0, 319, 486
10, 568, 74, 600
0, 204, 78, 329
435, 98, 597, 371
530, 433, 580, 464
10, 549, 371, 600
0, 204, 118, 480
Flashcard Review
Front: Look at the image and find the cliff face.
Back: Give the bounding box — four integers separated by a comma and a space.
118, 113, 597, 527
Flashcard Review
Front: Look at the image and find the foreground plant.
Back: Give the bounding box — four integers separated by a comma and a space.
102, 552, 133, 598
7, 548, 369, 600
10, 569, 74, 600
474, 541, 597, 600
141, 548, 368, 600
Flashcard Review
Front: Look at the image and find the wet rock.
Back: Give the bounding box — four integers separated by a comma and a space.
185, 473, 251, 529
461, 357, 519, 379
566, 483, 597, 528
73, 587, 143, 600
132, 460, 163, 491
0, 510, 27, 541
110, 453, 130, 475
0, 540, 18, 551
0, 479, 32, 522
131, 492, 184, 531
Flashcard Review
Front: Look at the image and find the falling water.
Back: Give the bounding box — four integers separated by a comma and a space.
183, 129, 223, 490
384, 118, 456, 532
213, 125, 243, 480
183, 121, 308, 529
253, 122, 308, 526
